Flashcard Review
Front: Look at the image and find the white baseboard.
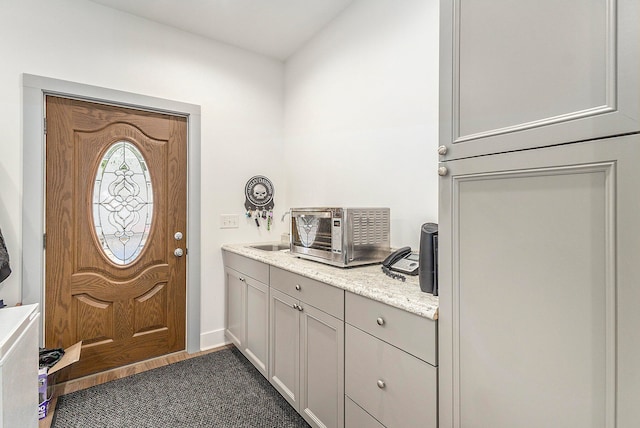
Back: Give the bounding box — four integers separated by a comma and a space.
200, 328, 230, 351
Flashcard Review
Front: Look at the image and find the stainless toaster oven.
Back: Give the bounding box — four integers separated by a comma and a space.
289, 207, 391, 267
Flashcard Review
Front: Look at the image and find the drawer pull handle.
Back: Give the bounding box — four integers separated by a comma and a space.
377, 380, 386, 389
295, 284, 301, 291
376, 317, 385, 326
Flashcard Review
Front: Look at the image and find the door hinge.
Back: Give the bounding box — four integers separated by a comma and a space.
43, 233, 46, 250
44, 117, 47, 135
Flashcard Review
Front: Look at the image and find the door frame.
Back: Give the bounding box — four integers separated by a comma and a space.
21, 73, 201, 353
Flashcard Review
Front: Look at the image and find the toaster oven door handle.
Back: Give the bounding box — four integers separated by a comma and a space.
292, 210, 333, 218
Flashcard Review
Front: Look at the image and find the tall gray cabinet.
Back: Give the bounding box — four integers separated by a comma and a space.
438, 1, 640, 427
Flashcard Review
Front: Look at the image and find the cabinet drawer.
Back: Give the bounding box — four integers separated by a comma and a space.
222, 251, 269, 284
345, 397, 384, 428
345, 325, 437, 428
270, 267, 344, 320
345, 292, 436, 365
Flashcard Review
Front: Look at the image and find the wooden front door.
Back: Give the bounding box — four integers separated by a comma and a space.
45, 96, 187, 379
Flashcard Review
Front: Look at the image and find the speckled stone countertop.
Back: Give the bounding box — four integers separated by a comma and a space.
222, 243, 438, 321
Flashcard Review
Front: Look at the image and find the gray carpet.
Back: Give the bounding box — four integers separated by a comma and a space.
52, 347, 310, 428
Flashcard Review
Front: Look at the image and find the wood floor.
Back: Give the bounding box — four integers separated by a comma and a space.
38, 344, 232, 428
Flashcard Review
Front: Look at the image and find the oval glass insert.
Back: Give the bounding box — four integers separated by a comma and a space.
93, 141, 153, 265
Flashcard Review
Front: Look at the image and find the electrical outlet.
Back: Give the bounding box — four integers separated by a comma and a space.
220, 214, 239, 229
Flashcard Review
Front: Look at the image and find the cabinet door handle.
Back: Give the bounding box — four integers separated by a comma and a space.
239, 277, 246, 282
377, 379, 386, 389
292, 303, 298, 310
295, 284, 301, 291
376, 317, 385, 326
297, 304, 303, 312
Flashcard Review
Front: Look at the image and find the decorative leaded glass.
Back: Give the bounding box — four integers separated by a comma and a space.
93, 141, 153, 265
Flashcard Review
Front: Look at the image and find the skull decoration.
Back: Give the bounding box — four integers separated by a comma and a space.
253, 184, 268, 200
244, 175, 275, 212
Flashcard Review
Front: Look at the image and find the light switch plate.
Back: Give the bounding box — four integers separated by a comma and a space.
220, 214, 239, 229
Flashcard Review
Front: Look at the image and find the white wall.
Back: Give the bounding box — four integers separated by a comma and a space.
0, 0, 287, 348
284, 0, 439, 249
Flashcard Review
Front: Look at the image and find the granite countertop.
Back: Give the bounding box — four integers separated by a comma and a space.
222, 243, 438, 321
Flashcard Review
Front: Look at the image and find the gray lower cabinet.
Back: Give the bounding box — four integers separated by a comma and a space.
269, 267, 345, 428
438, 134, 640, 427
345, 292, 437, 428
223, 253, 439, 428
223, 251, 270, 377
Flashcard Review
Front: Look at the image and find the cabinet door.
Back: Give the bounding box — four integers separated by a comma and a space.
439, 0, 640, 160
245, 277, 269, 377
438, 134, 640, 428
269, 288, 300, 409
300, 304, 345, 428
225, 268, 245, 348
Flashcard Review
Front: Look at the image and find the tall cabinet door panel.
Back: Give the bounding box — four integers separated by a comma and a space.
438, 134, 640, 428
439, 0, 640, 160
300, 304, 345, 428
225, 268, 245, 349
269, 288, 300, 409
245, 278, 269, 377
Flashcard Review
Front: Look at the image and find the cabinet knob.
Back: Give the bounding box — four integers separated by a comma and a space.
239, 277, 246, 282
437, 145, 448, 155
377, 379, 386, 389
297, 304, 303, 312
376, 317, 385, 326
438, 166, 448, 176
295, 284, 301, 291
292, 303, 298, 310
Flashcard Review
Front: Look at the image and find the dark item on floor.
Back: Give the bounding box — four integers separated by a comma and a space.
0, 227, 11, 283
39, 348, 65, 369
52, 347, 310, 428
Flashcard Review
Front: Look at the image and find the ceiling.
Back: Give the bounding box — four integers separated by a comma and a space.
89, 0, 355, 60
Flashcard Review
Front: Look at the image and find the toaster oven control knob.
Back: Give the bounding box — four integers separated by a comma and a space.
376, 317, 385, 326
438, 166, 449, 176
437, 145, 447, 155
295, 284, 301, 291
377, 380, 386, 389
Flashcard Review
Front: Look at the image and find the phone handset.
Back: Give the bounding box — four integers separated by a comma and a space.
382, 246, 413, 281
382, 246, 412, 268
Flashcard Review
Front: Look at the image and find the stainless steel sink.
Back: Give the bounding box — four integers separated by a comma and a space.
250, 243, 289, 251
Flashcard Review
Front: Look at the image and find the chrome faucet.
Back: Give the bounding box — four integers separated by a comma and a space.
281, 211, 290, 222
